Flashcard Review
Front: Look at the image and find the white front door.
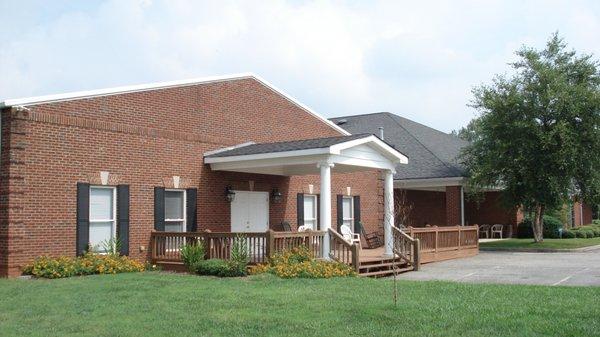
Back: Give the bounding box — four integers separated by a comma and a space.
231, 191, 269, 232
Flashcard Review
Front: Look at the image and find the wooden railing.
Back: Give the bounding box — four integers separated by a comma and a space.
151, 230, 326, 265
270, 230, 325, 259
328, 229, 360, 273
405, 225, 479, 263
391, 226, 420, 271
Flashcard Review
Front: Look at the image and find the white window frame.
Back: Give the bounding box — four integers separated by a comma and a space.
342, 196, 354, 231
303, 194, 318, 230
165, 189, 187, 232
89, 186, 117, 253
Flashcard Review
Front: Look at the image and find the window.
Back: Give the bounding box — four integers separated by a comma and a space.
342, 196, 354, 230
165, 190, 186, 232
89, 186, 116, 253
303, 195, 318, 230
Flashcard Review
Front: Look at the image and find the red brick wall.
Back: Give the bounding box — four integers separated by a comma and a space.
396, 189, 446, 227
465, 192, 521, 226
396, 188, 521, 230
0, 78, 382, 277
573, 201, 593, 227
445, 186, 461, 226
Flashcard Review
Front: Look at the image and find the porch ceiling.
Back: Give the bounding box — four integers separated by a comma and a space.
203, 134, 408, 176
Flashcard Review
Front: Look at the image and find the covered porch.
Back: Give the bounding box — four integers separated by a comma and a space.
395, 177, 521, 238
203, 134, 408, 259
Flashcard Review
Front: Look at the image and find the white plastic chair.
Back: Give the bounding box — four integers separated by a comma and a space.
340, 224, 361, 247
298, 225, 310, 232
490, 224, 503, 239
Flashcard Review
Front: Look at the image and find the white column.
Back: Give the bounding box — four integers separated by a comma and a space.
383, 170, 394, 257
319, 161, 334, 259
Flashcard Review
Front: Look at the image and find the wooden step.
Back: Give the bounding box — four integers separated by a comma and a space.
359, 266, 413, 277
359, 261, 407, 271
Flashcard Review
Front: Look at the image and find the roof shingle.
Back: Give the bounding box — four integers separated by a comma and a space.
330, 112, 468, 180
205, 134, 371, 158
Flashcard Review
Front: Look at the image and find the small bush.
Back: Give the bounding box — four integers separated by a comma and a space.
22, 253, 145, 279
517, 215, 564, 239
195, 259, 245, 277
562, 230, 576, 239
575, 230, 588, 238
249, 246, 356, 279
180, 242, 205, 272
591, 227, 600, 237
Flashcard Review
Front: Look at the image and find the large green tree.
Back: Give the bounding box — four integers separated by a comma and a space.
462, 33, 600, 242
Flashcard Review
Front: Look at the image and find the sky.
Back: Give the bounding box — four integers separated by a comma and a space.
1, 0, 599, 132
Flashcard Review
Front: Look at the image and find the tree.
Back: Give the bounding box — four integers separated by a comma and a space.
462, 33, 600, 242
450, 118, 482, 142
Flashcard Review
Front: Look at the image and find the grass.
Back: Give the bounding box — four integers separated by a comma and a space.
0, 273, 599, 337
480, 237, 600, 250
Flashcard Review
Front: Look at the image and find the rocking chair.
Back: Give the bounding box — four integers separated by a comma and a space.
358, 222, 383, 249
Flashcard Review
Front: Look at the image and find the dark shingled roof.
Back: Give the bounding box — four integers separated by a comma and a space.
330, 112, 468, 180
205, 134, 372, 158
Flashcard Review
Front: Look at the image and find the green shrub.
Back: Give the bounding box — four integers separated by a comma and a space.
582, 229, 596, 238
180, 242, 205, 272
195, 259, 246, 277
592, 219, 600, 226
575, 230, 589, 238
562, 230, 576, 239
517, 215, 564, 239
22, 253, 146, 279
591, 227, 600, 237
249, 246, 356, 278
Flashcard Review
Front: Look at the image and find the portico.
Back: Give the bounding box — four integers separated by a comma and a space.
204, 134, 408, 258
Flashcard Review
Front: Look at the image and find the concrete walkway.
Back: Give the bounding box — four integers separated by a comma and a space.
397, 251, 600, 286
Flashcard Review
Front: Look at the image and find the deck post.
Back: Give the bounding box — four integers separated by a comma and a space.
266, 229, 274, 260
318, 161, 334, 259
383, 169, 395, 257
413, 239, 421, 271
351, 243, 360, 273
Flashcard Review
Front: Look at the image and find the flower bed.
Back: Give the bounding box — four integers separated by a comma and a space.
22, 253, 146, 279
249, 246, 356, 278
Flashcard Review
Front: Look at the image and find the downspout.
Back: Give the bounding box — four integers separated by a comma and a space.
460, 186, 465, 226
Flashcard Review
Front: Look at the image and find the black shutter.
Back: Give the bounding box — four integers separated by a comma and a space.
353, 196, 361, 233
297, 193, 304, 228
186, 188, 198, 232
154, 187, 165, 231
117, 185, 130, 256
316, 194, 321, 230
336, 194, 344, 232
76, 182, 90, 256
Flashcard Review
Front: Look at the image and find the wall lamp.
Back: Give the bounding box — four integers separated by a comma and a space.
271, 188, 283, 203
225, 185, 236, 202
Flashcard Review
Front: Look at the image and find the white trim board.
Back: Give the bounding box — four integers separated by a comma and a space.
0, 73, 350, 136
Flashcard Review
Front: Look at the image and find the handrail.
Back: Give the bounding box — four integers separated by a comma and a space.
150, 230, 327, 264
328, 228, 360, 273
391, 226, 420, 271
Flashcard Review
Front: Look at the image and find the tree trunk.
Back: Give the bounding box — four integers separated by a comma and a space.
532, 203, 545, 243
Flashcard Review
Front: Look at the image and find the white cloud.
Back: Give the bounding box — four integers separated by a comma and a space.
1, 0, 599, 132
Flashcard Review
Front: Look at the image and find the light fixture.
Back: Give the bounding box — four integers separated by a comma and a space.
272, 188, 283, 203
225, 185, 236, 202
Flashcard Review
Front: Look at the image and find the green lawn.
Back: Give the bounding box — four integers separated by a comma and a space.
480, 237, 600, 250
1, 273, 599, 337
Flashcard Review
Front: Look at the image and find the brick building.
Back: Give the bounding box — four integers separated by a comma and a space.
0, 74, 405, 277
331, 112, 525, 232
